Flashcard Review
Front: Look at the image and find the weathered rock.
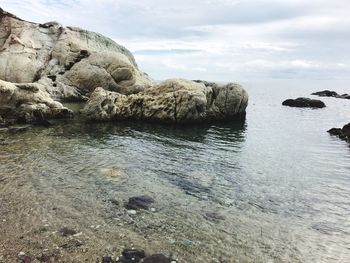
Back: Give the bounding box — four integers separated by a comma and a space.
0, 8, 153, 102
82, 79, 248, 123
328, 123, 350, 142
282, 97, 326, 108
312, 90, 350, 99
0, 79, 72, 124
124, 195, 155, 210
1, 8, 248, 126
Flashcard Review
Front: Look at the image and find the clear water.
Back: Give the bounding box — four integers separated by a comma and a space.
0, 79, 350, 262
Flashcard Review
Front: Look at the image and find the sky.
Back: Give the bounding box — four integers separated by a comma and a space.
1, 0, 350, 81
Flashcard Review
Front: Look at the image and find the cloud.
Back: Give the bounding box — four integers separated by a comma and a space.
1, 0, 350, 81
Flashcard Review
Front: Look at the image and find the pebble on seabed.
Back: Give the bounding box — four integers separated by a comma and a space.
127, 210, 137, 215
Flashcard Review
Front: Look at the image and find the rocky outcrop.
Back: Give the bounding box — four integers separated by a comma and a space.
312, 90, 350, 99
0, 8, 248, 126
0, 8, 153, 102
82, 79, 248, 123
0, 79, 72, 125
282, 98, 326, 108
328, 123, 350, 143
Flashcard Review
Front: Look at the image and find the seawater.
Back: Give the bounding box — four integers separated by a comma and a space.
0, 79, 350, 262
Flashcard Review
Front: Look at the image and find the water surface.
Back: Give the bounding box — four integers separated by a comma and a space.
0, 79, 350, 262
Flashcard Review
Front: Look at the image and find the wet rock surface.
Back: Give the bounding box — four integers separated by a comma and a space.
124, 196, 155, 210
282, 97, 326, 108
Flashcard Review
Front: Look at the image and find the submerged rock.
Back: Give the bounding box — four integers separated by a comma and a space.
282, 97, 326, 108
312, 90, 350, 99
58, 227, 77, 237
124, 195, 155, 210
82, 79, 248, 123
328, 123, 350, 142
142, 254, 173, 263
204, 212, 226, 222
119, 249, 146, 262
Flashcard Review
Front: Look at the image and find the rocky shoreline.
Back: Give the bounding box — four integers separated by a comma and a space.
0, 8, 248, 127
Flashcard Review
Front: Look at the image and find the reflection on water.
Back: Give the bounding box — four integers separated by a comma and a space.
1, 80, 350, 263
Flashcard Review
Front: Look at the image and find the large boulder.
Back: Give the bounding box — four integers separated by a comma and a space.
82, 79, 248, 123
0, 79, 72, 125
0, 8, 153, 102
282, 98, 326, 108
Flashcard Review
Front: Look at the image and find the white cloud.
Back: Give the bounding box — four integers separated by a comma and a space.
1, 0, 350, 81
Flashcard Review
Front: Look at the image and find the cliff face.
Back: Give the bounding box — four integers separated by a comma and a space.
0, 8, 248, 125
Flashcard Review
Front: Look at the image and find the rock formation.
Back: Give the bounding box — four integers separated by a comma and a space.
282, 97, 326, 108
0, 79, 72, 125
312, 90, 350, 99
0, 8, 248, 125
82, 79, 248, 123
328, 123, 350, 143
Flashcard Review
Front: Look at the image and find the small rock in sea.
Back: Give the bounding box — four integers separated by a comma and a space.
58, 227, 77, 237
150, 208, 156, 212
127, 210, 137, 215
119, 248, 146, 262
328, 123, 350, 142
282, 97, 326, 108
143, 254, 174, 263
124, 195, 155, 210
102, 256, 116, 263
204, 212, 226, 222
312, 90, 350, 99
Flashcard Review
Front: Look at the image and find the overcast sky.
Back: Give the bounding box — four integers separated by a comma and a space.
2, 0, 350, 81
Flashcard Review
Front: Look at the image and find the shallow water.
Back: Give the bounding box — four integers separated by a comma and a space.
1, 79, 350, 262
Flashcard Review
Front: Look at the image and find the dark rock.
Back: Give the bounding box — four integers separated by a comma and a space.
124, 195, 155, 210
328, 128, 343, 137
33, 110, 52, 127
282, 97, 326, 108
37, 254, 55, 263
142, 254, 173, 263
328, 123, 350, 142
58, 227, 77, 237
312, 90, 350, 99
312, 90, 339, 97
102, 256, 116, 263
119, 249, 146, 262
